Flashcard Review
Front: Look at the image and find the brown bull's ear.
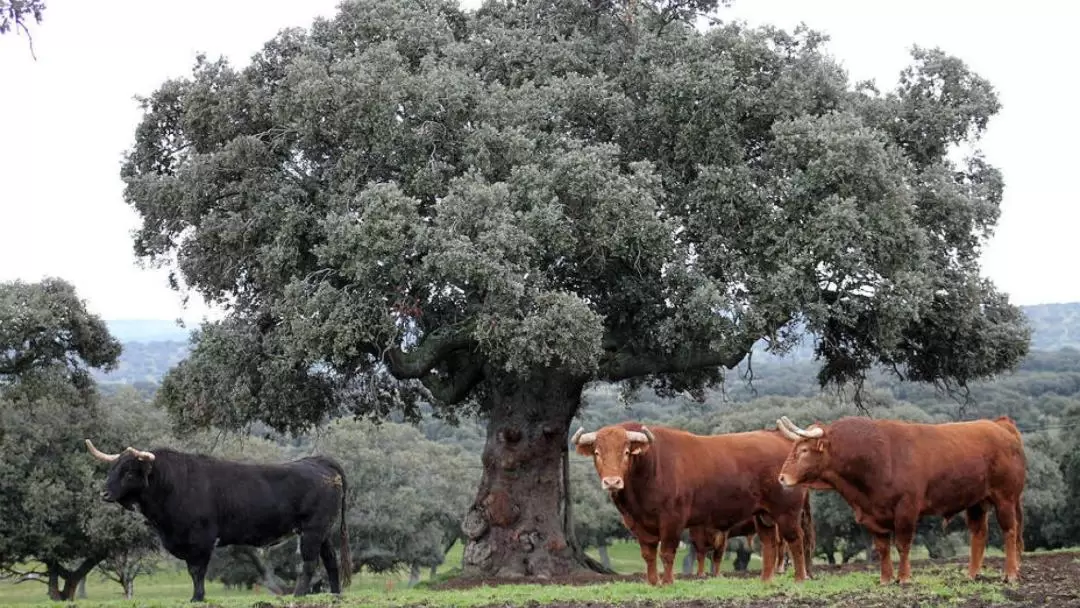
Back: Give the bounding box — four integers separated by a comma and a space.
629, 441, 650, 456
575, 442, 596, 457
814, 439, 828, 453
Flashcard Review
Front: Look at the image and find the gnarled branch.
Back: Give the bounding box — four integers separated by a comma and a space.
600, 339, 753, 381
599, 313, 790, 381
384, 325, 475, 379
420, 359, 484, 404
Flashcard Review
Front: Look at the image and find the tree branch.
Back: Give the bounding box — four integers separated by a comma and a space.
420, 360, 484, 404
600, 334, 760, 381
384, 325, 474, 379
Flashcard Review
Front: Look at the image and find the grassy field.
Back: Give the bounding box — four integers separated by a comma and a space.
1, 541, 1069, 608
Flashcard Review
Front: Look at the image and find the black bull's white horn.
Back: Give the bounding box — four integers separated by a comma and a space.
85, 439, 156, 463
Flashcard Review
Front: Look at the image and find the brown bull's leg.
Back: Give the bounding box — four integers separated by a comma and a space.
657, 523, 682, 585
775, 516, 808, 583
755, 520, 779, 583
992, 497, 1021, 583
965, 503, 990, 579
873, 534, 893, 586
711, 532, 727, 577
689, 528, 707, 577
640, 540, 660, 586
894, 508, 918, 586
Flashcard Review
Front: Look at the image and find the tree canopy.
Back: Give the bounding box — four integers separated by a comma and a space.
121, 0, 1030, 577
0, 278, 156, 600
125, 0, 1026, 432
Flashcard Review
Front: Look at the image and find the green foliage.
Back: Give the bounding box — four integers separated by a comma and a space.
1, 278, 122, 395
121, 0, 1026, 436
0, 278, 159, 600
318, 419, 478, 573
0, 0, 43, 36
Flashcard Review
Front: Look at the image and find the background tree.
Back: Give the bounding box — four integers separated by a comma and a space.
121, 0, 1029, 577
318, 419, 477, 585
0, 278, 154, 601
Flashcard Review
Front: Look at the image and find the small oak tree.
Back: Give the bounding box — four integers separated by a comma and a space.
0, 278, 156, 600
121, 0, 1029, 577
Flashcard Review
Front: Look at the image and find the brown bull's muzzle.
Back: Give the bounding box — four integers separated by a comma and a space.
601, 476, 624, 491
777, 472, 797, 487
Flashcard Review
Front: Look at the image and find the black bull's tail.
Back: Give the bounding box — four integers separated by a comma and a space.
800, 491, 815, 570
339, 471, 353, 589
322, 457, 353, 589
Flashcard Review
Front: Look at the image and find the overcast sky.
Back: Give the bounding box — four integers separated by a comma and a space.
1, 0, 1075, 326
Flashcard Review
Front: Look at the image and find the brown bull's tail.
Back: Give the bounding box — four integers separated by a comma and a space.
800, 491, 815, 572
338, 470, 353, 589
994, 415, 1023, 442
1016, 500, 1025, 554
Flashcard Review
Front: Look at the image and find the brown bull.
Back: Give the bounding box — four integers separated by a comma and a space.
776, 415, 1025, 585
572, 422, 811, 585
690, 520, 783, 577
691, 493, 815, 578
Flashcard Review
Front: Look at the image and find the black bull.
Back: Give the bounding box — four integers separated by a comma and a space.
85, 440, 352, 602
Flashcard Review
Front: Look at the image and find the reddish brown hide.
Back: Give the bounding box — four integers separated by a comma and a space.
688, 519, 786, 577
777, 415, 1026, 585
572, 422, 811, 585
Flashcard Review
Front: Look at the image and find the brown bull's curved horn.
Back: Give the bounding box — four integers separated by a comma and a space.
776, 418, 801, 442
85, 439, 120, 463
780, 416, 824, 439
640, 426, 655, 443
625, 429, 652, 444
572, 428, 597, 445
131, 448, 156, 462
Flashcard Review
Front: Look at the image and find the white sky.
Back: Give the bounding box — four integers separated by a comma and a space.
0, 0, 1076, 325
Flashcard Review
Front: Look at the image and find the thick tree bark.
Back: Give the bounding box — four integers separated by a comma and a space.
461, 372, 602, 578
44, 559, 100, 601
733, 541, 751, 572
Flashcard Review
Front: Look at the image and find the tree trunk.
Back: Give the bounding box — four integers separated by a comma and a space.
123, 578, 134, 600
46, 569, 61, 601
461, 372, 601, 578
238, 546, 288, 595
733, 541, 751, 572
77, 577, 87, 599
46, 558, 100, 601
408, 564, 421, 588
429, 565, 438, 579
598, 544, 611, 571
681, 546, 693, 575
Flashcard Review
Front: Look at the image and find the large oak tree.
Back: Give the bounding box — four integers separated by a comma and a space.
121, 0, 1030, 578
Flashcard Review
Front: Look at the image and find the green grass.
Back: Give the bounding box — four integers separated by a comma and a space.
0, 541, 1047, 607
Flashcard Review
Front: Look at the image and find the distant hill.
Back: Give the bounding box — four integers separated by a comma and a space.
1022, 302, 1080, 351
105, 319, 193, 343
95, 301, 1080, 384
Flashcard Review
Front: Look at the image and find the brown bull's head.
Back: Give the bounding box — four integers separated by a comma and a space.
85, 439, 156, 509
776, 416, 829, 487
571, 424, 654, 492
